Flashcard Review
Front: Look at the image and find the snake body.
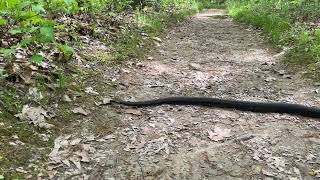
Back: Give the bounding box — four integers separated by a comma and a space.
111, 97, 320, 118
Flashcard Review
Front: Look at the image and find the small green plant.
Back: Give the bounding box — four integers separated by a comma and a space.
57, 44, 75, 61
56, 70, 68, 89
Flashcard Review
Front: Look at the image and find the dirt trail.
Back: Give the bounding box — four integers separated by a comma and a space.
48, 9, 320, 179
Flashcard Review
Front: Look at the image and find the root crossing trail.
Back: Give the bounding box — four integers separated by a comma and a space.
49, 10, 320, 179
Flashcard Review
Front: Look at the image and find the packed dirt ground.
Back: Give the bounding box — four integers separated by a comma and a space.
45, 9, 320, 179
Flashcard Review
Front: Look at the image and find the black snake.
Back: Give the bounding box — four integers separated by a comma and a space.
111, 97, 320, 118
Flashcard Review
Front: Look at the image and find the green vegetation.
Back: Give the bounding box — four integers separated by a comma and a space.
2, 0, 318, 178
227, 0, 320, 76
0, 0, 211, 65
0, 0, 218, 178
114, 3, 199, 60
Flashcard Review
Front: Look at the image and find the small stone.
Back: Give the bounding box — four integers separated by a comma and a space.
277, 70, 286, 75
15, 53, 24, 59
9, 141, 17, 146
121, 68, 131, 73
147, 56, 154, 60
72, 107, 89, 116
104, 135, 115, 140
12, 135, 19, 139
102, 98, 111, 105
136, 62, 144, 67
288, 177, 299, 180
125, 109, 142, 116
152, 37, 162, 43
189, 63, 202, 70
26, 175, 33, 179
16, 167, 27, 173
273, 51, 286, 59
63, 95, 72, 102
141, 32, 148, 36
265, 76, 276, 82
1, 39, 8, 46
84, 87, 99, 95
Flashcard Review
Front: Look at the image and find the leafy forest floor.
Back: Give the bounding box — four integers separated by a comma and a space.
2, 9, 320, 179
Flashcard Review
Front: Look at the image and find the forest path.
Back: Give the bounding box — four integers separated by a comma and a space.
48, 9, 320, 179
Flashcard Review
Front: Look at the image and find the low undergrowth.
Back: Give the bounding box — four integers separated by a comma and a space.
227, 0, 320, 78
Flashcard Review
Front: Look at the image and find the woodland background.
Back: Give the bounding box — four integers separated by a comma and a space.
1, 0, 320, 178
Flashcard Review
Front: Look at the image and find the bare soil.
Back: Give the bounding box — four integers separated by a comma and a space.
46, 9, 320, 179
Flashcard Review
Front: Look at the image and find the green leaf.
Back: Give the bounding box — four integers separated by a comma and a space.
0, 48, 16, 55
64, 0, 75, 6
30, 16, 42, 24
57, 44, 75, 60
298, 31, 309, 45
40, 26, 53, 36
9, 28, 22, 35
0, 175, 4, 180
0, 17, 7, 26
26, 26, 38, 33
60, 45, 75, 56
40, 19, 55, 27
18, 11, 37, 21
32, 4, 45, 13
39, 26, 54, 43
19, 1, 31, 9
31, 54, 44, 64
20, 36, 33, 46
